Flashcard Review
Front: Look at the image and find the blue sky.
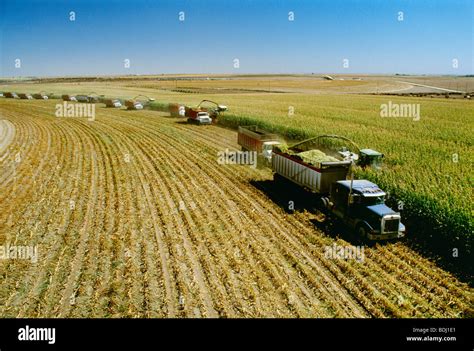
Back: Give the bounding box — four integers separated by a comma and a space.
0, 0, 472, 77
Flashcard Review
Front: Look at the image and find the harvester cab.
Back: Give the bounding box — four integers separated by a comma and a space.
125, 95, 155, 110
358, 149, 384, 169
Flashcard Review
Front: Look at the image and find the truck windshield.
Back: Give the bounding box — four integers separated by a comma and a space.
362, 196, 385, 206
263, 144, 273, 151
371, 156, 383, 169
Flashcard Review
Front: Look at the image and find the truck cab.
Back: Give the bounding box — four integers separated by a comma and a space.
190, 112, 212, 125
328, 180, 405, 240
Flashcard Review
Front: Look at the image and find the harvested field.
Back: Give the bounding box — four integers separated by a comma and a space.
0, 99, 472, 318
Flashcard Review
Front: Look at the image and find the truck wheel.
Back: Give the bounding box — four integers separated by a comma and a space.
357, 225, 368, 239
320, 197, 329, 209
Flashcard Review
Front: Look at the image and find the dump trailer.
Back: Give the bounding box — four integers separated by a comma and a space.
272, 138, 405, 240
185, 107, 203, 118
4, 92, 18, 99
103, 99, 122, 108
125, 100, 144, 110
62, 94, 77, 101
238, 126, 282, 162
125, 95, 155, 110
169, 103, 185, 117
76, 95, 99, 103
272, 146, 352, 194
32, 93, 49, 100
18, 93, 33, 100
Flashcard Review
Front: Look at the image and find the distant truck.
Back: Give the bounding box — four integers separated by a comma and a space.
185, 100, 227, 125
76, 95, 99, 103
124, 95, 155, 110
3, 92, 18, 99
32, 92, 49, 100
238, 126, 282, 162
186, 109, 213, 125
103, 99, 122, 108
169, 103, 185, 117
18, 93, 33, 100
62, 94, 77, 102
272, 138, 405, 240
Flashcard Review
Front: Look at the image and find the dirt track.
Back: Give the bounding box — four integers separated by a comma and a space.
0, 100, 472, 318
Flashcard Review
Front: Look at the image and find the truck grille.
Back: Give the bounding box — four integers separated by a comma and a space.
383, 218, 399, 233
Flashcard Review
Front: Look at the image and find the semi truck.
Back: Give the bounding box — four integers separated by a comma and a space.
124, 95, 155, 110
272, 136, 405, 240
238, 126, 282, 162
185, 100, 227, 125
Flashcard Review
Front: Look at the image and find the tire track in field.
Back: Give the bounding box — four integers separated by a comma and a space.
0, 107, 54, 219
94, 109, 177, 317
169, 119, 473, 317
101, 118, 297, 316
0, 119, 15, 155
122, 120, 332, 316
1, 100, 471, 318
19, 118, 90, 316
66, 120, 118, 317
137, 117, 369, 317
56, 120, 100, 317
40, 121, 90, 317
94, 115, 214, 316
108, 115, 366, 320
103, 115, 304, 316
0, 117, 70, 316
13, 120, 78, 317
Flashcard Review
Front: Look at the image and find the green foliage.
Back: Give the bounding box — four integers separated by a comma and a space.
218, 95, 473, 259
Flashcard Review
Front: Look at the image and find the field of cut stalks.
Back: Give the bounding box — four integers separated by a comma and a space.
212, 94, 473, 268
3, 81, 472, 272
0, 99, 472, 318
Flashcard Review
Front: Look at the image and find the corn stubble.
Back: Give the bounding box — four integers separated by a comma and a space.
0, 99, 472, 318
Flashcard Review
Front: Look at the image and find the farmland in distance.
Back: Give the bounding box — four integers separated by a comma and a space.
0, 75, 473, 318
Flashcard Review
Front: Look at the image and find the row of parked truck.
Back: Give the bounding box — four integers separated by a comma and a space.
2, 91, 228, 125
237, 126, 405, 240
